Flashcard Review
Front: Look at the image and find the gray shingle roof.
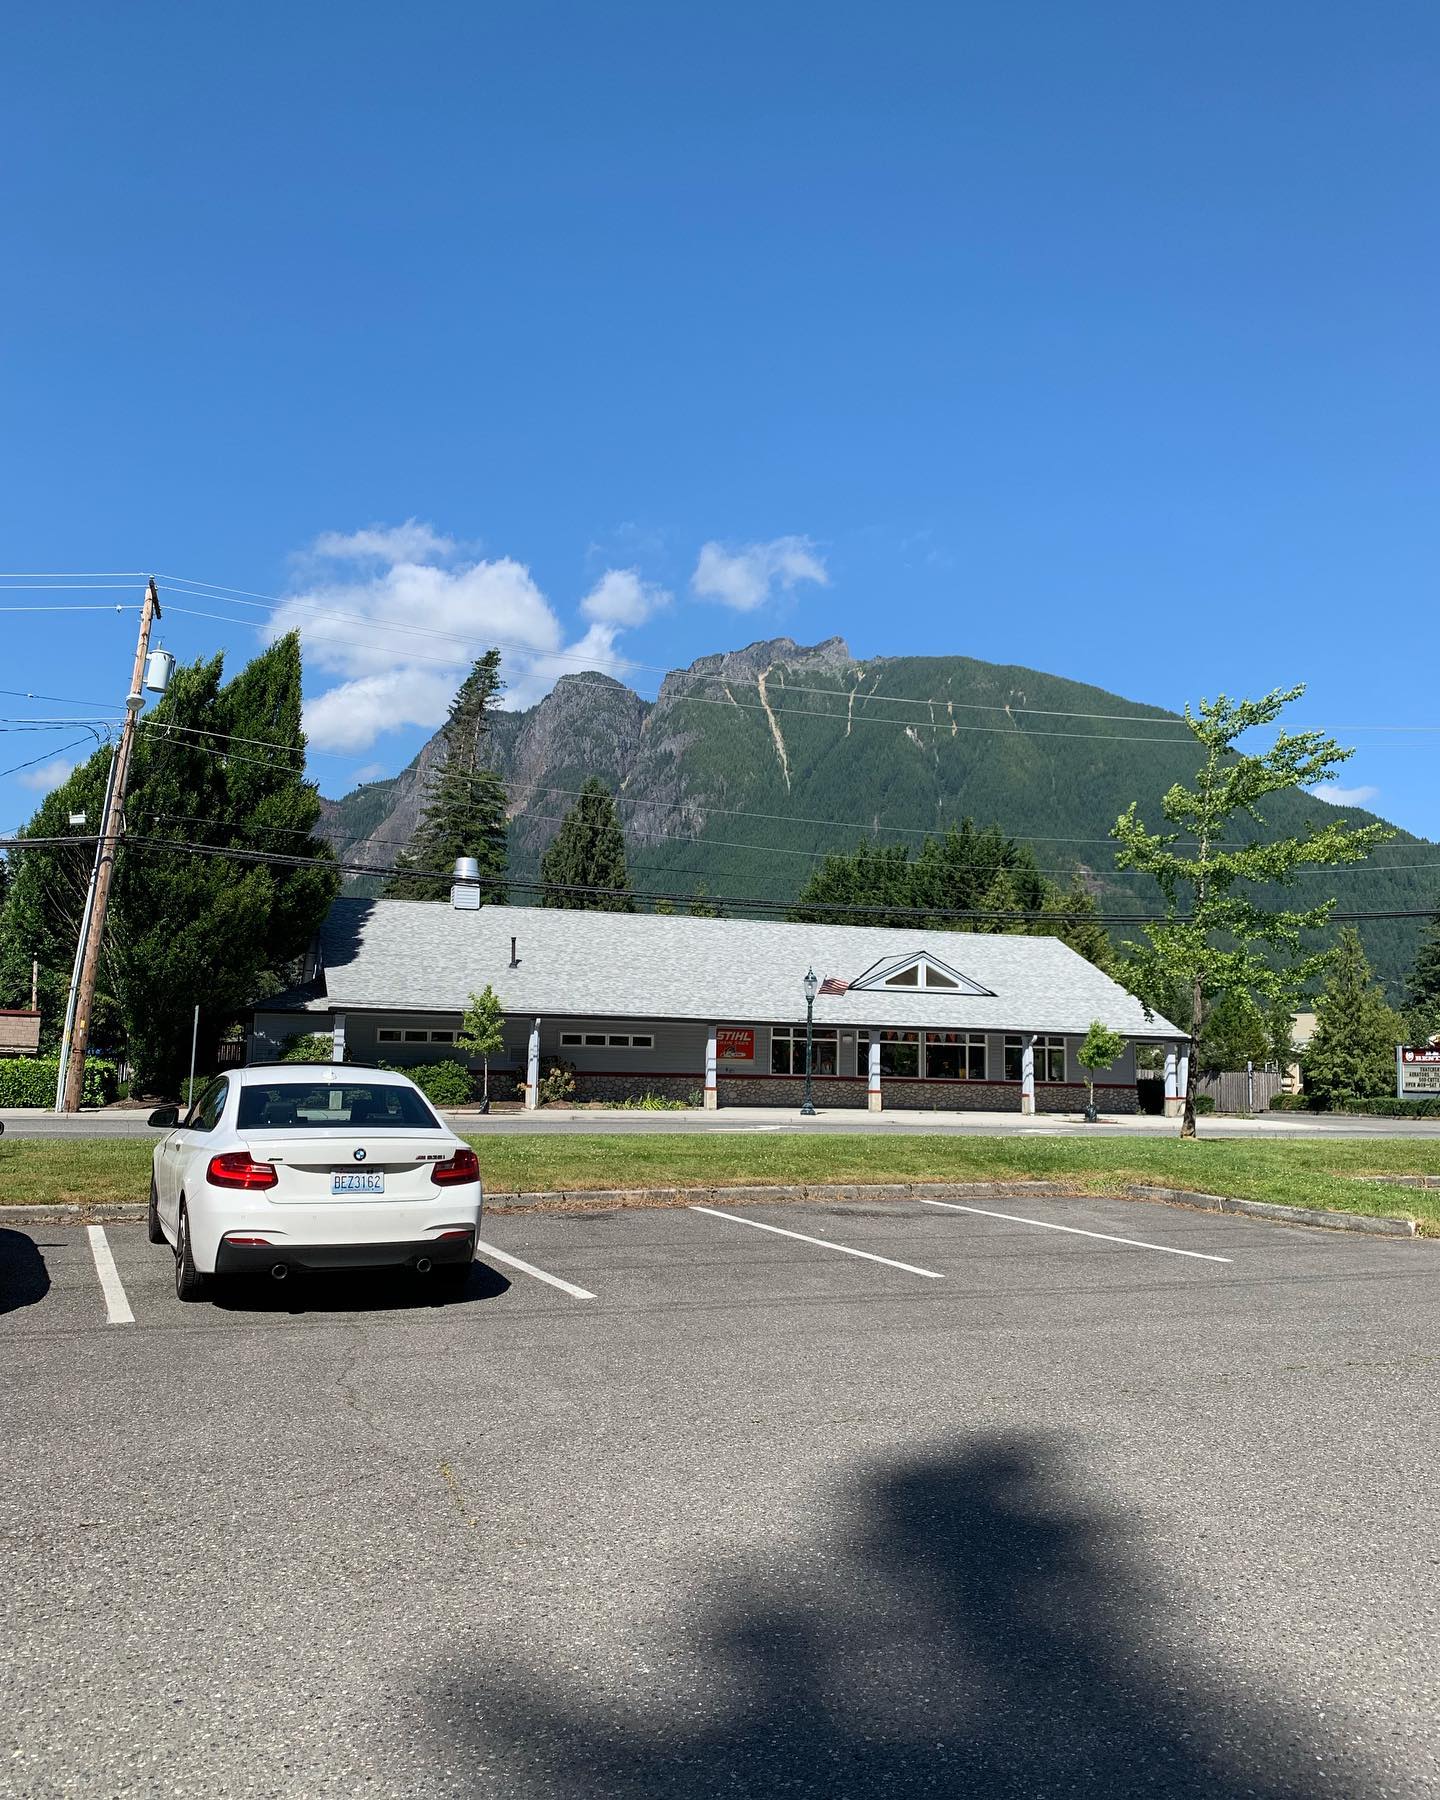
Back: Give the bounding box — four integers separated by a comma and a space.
309, 899, 1185, 1040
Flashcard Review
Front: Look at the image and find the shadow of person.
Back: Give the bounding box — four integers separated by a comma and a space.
0, 1228, 50, 1314
426, 1434, 1376, 1798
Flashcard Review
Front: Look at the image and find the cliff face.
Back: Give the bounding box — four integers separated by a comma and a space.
320, 637, 856, 877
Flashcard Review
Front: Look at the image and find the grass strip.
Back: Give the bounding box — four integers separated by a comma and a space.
2, 1132, 1439, 1231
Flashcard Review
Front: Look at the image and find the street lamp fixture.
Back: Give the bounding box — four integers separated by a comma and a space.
800, 966, 819, 1117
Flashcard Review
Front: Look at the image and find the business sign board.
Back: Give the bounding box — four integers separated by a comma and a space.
1396, 1045, 1440, 1098
716, 1027, 756, 1062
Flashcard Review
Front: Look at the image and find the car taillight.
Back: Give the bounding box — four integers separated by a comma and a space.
207, 1152, 278, 1191
431, 1147, 479, 1186
223, 1234, 273, 1246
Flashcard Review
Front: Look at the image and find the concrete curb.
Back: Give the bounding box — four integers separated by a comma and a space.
1124, 1184, 1418, 1238
0, 1180, 1422, 1238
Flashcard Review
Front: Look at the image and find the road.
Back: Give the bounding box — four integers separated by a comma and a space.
6, 1102, 1440, 1139
4, 1191, 1438, 1796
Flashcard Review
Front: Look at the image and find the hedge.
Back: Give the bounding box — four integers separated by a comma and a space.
400, 1060, 476, 1107
0, 1056, 117, 1108
1270, 1092, 1440, 1118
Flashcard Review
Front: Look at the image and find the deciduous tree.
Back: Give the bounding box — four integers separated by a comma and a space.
1113, 685, 1391, 1137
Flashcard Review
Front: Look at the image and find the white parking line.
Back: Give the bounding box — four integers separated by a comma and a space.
86, 1225, 136, 1324
473, 1239, 596, 1300
919, 1199, 1232, 1263
689, 1205, 945, 1279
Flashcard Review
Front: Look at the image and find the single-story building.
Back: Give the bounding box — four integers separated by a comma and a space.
0, 1008, 42, 1057
251, 892, 1191, 1115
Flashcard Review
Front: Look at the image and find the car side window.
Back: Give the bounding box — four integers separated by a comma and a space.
184, 1078, 229, 1134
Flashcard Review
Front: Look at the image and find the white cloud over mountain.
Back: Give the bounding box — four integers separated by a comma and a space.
691, 536, 828, 611
272, 529, 669, 753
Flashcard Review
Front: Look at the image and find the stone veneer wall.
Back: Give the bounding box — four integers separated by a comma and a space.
568, 1072, 1140, 1113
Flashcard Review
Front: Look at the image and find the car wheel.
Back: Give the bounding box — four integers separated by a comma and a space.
147, 1178, 166, 1245
174, 1203, 207, 1302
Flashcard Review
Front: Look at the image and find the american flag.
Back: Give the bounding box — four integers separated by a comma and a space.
818, 977, 849, 995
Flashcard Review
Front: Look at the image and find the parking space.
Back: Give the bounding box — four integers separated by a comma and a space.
4, 1195, 1439, 1797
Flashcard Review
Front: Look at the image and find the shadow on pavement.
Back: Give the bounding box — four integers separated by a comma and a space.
428, 1433, 1373, 1797
0, 1229, 51, 1314
210, 1260, 511, 1314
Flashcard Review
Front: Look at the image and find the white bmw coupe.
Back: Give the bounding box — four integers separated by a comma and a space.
147, 1064, 483, 1300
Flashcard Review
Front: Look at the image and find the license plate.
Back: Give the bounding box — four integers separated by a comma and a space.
331, 1170, 385, 1194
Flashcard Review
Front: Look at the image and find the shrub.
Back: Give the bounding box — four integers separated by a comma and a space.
1269, 1093, 1317, 1112
603, 1091, 694, 1111
1192, 1093, 1215, 1115
1335, 1096, 1440, 1118
538, 1059, 576, 1105
280, 1031, 335, 1063
0, 1056, 116, 1108
405, 1060, 475, 1108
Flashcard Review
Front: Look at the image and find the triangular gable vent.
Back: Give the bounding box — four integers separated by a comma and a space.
849, 952, 995, 997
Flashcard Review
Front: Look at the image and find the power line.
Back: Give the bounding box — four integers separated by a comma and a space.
0, 603, 140, 613
0, 736, 101, 781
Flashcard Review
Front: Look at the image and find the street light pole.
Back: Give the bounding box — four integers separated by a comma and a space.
800, 965, 818, 1117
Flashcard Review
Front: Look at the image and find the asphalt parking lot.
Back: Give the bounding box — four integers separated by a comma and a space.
4, 1194, 1439, 1798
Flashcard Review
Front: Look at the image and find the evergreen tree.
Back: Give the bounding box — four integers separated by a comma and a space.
687, 884, 720, 918
385, 651, 509, 902
1300, 928, 1406, 1105
790, 820, 1056, 930
1043, 875, 1113, 970
539, 778, 635, 910
974, 867, 1024, 934
1197, 987, 1271, 1076
1404, 906, 1440, 1041
0, 634, 337, 1092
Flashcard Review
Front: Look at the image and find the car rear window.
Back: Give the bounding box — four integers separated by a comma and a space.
236, 1083, 441, 1131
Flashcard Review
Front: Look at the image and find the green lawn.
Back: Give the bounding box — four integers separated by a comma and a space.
2, 1131, 1439, 1230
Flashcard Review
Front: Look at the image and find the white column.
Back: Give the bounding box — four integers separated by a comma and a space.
1177, 1047, 1190, 1114
331, 1012, 346, 1064
1163, 1044, 1179, 1117
868, 1034, 882, 1113
704, 1025, 718, 1110
1021, 1032, 1036, 1115
525, 1018, 540, 1111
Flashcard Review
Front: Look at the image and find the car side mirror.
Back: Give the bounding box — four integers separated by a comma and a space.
148, 1106, 180, 1128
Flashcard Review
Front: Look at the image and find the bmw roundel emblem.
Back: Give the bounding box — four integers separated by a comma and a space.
353, 1147, 367, 1162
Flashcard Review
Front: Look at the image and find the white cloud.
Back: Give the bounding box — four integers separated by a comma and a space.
16, 758, 74, 793
691, 535, 828, 612
307, 520, 458, 565
1309, 783, 1379, 808
269, 525, 663, 752
579, 568, 670, 628
350, 762, 387, 783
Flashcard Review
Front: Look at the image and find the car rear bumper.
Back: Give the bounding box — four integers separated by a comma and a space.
215, 1231, 475, 1276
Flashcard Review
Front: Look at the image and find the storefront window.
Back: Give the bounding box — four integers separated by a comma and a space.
859, 1029, 919, 1078
924, 1032, 986, 1080
771, 1026, 838, 1076
1003, 1035, 1067, 1083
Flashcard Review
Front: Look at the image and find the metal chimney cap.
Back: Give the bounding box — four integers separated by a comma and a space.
453, 856, 480, 882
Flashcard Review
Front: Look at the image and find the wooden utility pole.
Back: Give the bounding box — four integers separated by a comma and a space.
57, 578, 161, 1112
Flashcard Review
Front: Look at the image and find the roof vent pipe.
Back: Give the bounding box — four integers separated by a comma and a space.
509, 936, 518, 967
451, 856, 481, 911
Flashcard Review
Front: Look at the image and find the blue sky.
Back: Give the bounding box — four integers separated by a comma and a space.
3, 2, 1436, 838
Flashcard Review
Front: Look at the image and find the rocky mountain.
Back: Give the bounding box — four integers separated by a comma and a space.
318, 637, 1437, 993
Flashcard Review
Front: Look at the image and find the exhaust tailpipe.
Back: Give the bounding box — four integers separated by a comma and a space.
415, 1256, 433, 1275
270, 1263, 288, 1281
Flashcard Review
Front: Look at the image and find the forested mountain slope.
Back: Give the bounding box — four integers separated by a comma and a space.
319, 638, 1436, 995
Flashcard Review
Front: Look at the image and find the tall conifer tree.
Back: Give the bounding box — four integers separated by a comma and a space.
385, 651, 509, 902
539, 778, 635, 910
0, 633, 336, 1091
1404, 905, 1440, 1040
1300, 928, 1406, 1104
